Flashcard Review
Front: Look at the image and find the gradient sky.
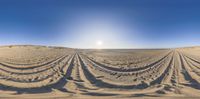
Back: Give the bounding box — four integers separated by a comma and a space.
0, 0, 200, 48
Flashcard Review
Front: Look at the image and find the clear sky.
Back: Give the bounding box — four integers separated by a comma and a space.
0, 0, 200, 48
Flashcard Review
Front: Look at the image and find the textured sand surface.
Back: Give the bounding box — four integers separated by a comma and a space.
0, 45, 199, 99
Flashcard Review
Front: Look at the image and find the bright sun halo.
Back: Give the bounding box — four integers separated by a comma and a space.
97, 40, 103, 46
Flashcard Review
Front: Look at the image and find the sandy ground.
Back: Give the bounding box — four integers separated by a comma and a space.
0, 45, 199, 99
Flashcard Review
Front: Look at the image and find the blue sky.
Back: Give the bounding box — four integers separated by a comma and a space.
0, 0, 200, 48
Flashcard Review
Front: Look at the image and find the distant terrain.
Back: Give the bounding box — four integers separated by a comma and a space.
0, 45, 199, 99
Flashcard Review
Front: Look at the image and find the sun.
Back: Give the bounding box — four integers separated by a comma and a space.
96, 40, 103, 46
97, 40, 103, 45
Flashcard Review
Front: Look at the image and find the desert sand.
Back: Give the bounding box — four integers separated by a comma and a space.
0, 45, 199, 99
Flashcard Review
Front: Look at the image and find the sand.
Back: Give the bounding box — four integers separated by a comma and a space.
0, 45, 199, 99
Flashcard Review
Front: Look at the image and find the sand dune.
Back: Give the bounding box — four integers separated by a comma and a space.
0, 45, 199, 99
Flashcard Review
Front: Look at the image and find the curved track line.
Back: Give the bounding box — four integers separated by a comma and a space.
84, 52, 172, 72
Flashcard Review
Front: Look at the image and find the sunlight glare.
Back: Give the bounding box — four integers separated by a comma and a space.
97, 40, 103, 46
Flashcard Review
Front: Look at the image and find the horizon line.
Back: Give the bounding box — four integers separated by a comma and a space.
0, 44, 199, 49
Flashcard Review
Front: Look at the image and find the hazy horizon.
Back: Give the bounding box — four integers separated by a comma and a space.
0, 0, 200, 49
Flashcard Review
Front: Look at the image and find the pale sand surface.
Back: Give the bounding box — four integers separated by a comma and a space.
0, 45, 199, 99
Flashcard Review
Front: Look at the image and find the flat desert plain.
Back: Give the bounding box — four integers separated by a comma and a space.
0, 45, 199, 99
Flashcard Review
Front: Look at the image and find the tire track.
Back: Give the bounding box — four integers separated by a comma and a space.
84, 52, 172, 72
177, 51, 200, 89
